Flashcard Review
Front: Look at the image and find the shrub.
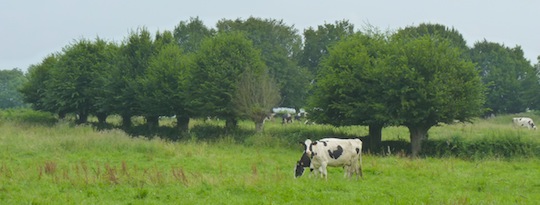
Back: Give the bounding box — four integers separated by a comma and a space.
0, 108, 57, 125
422, 131, 539, 159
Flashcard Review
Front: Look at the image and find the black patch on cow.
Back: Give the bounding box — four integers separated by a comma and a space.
356, 147, 360, 154
328, 145, 344, 159
298, 152, 311, 167
295, 152, 312, 178
322, 141, 327, 146
295, 161, 305, 178
309, 142, 316, 157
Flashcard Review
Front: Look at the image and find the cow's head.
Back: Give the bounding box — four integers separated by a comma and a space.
294, 153, 312, 178
300, 139, 313, 157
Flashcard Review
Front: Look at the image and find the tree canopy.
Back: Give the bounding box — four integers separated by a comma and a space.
189, 32, 266, 129
385, 34, 485, 157
16, 18, 539, 156
217, 17, 310, 109
0, 69, 27, 109
470, 40, 537, 115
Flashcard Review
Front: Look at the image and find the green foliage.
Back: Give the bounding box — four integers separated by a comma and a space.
0, 69, 27, 109
385, 34, 485, 157
387, 35, 485, 126
395, 23, 469, 51
217, 17, 310, 108
232, 69, 281, 132
47, 38, 118, 123
189, 32, 265, 128
137, 32, 192, 129
309, 33, 389, 126
299, 20, 356, 76
19, 54, 58, 112
110, 27, 154, 126
0, 108, 56, 125
423, 132, 539, 159
470, 40, 538, 114
173, 17, 215, 53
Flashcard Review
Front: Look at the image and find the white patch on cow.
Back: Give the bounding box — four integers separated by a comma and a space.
513, 117, 537, 130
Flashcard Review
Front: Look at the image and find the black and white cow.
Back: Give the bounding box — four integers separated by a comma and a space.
513, 117, 537, 130
295, 138, 363, 179
282, 113, 293, 124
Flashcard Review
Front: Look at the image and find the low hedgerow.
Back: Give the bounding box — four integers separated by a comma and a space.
0, 108, 57, 125
423, 130, 540, 159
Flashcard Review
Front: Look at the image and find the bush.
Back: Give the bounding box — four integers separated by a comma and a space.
190, 123, 254, 142
422, 131, 539, 159
0, 108, 57, 125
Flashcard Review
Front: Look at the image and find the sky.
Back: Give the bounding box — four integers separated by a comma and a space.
1, 0, 539, 72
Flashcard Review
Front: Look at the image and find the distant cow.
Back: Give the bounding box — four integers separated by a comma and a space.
282, 113, 293, 124
295, 138, 362, 179
513, 117, 537, 130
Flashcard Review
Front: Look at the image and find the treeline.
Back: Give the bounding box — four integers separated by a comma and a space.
9, 17, 540, 156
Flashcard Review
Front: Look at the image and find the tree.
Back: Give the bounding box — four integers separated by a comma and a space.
0, 68, 27, 109
90, 39, 120, 125
217, 17, 310, 108
45, 38, 117, 124
232, 69, 281, 133
396, 23, 469, 51
532, 56, 540, 110
111, 28, 154, 128
137, 30, 192, 132
299, 20, 356, 76
189, 32, 266, 129
20, 54, 66, 117
386, 35, 485, 157
173, 17, 215, 53
470, 40, 537, 115
307, 32, 391, 152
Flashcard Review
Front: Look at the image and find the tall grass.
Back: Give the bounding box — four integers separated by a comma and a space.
1, 109, 540, 203
1, 113, 540, 203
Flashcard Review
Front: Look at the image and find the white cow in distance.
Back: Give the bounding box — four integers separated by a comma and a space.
513, 117, 537, 130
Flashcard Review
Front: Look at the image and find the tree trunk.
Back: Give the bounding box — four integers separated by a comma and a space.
368, 124, 383, 154
255, 121, 264, 133
76, 112, 88, 124
146, 116, 159, 130
176, 114, 190, 133
96, 113, 108, 125
58, 111, 66, 120
408, 125, 430, 158
225, 117, 238, 130
121, 114, 132, 128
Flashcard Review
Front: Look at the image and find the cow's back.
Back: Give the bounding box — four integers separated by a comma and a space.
311, 139, 361, 167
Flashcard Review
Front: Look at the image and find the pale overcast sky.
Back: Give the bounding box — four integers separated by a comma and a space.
1, 0, 539, 72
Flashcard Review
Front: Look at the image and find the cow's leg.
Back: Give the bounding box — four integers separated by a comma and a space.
358, 154, 363, 179
310, 166, 318, 178
321, 163, 328, 180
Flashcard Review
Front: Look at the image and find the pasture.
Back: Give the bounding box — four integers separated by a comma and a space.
1, 110, 540, 204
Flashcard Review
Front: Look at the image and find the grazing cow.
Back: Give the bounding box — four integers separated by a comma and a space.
282, 113, 293, 124
295, 138, 362, 179
294, 152, 311, 178
513, 117, 537, 130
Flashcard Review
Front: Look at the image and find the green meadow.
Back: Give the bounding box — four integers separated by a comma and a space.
1, 110, 540, 204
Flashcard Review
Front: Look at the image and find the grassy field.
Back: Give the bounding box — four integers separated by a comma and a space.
1, 112, 540, 204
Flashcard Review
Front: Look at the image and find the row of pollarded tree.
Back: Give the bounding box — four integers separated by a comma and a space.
19, 18, 539, 157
